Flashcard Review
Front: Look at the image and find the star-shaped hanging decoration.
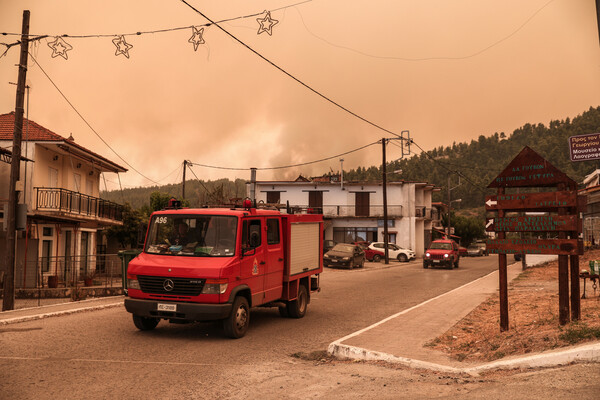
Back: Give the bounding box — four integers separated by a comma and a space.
47, 37, 73, 60
256, 11, 279, 36
188, 26, 205, 51
112, 35, 133, 58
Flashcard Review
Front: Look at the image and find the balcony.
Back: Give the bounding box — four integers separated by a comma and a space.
35, 187, 123, 223
285, 204, 403, 218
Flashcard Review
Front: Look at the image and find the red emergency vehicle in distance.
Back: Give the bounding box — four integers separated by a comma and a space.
124, 199, 323, 338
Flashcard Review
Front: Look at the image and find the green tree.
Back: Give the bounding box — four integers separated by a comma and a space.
106, 203, 146, 249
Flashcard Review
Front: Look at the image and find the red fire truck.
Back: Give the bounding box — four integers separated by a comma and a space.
124, 200, 323, 338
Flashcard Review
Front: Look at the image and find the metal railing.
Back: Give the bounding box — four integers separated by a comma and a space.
17, 253, 124, 289
283, 204, 404, 218
35, 187, 123, 221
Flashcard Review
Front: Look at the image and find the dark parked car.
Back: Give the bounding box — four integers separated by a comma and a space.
353, 242, 385, 262
324, 243, 365, 269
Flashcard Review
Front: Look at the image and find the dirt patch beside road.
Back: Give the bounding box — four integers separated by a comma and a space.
427, 250, 600, 362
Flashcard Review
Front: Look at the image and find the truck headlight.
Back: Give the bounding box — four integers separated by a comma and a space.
127, 274, 140, 290
425, 252, 431, 258
444, 254, 449, 258
202, 279, 228, 294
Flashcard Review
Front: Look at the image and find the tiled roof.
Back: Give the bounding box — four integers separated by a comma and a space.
0, 112, 64, 141
0, 112, 127, 172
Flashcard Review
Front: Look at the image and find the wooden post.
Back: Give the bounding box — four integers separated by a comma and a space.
498, 188, 509, 331
570, 254, 580, 320
3, 10, 30, 311
558, 183, 570, 325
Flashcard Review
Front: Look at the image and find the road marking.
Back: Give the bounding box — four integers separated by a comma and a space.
0, 355, 246, 367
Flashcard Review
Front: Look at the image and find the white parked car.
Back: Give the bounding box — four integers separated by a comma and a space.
368, 242, 416, 262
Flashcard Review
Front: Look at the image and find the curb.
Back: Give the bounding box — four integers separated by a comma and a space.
328, 340, 600, 376
0, 298, 124, 326
327, 263, 600, 374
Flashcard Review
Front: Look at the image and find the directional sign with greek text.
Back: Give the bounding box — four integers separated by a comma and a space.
485, 215, 579, 232
487, 146, 576, 189
486, 238, 582, 256
485, 191, 578, 211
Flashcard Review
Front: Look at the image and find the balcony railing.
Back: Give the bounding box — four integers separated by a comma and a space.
283, 204, 403, 218
35, 187, 123, 222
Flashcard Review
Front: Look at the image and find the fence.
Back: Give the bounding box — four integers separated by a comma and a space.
4, 253, 125, 310
24, 253, 123, 289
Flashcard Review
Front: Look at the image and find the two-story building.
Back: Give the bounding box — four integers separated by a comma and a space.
250, 175, 440, 257
0, 112, 127, 288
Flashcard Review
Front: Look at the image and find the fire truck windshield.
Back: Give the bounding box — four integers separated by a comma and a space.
145, 214, 238, 257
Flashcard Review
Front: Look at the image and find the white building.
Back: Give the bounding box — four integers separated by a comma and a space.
0, 112, 127, 287
251, 175, 441, 257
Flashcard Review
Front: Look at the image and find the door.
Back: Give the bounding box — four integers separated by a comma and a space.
308, 191, 323, 212
264, 218, 284, 302
240, 218, 267, 305
355, 192, 370, 217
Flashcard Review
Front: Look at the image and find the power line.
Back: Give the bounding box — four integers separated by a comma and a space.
28, 52, 162, 185
188, 140, 380, 171
293, 0, 558, 61
179, 0, 404, 139
0, 1, 312, 39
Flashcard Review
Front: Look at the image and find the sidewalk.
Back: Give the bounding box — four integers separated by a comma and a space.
0, 296, 124, 325
328, 257, 600, 375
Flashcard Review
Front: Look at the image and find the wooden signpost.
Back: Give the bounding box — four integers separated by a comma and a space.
486, 146, 584, 330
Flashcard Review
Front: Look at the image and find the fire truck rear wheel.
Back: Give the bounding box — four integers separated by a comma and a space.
287, 284, 308, 318
223, 296, 250, 339
132, 315, 159, 331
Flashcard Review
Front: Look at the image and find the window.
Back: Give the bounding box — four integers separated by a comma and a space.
242, 219, 262, 249
42, 240, 52, 272
266, 191, 280, 204
42, 227, 53, 237
266, 218, 280, 245
73, 173, 81, 192
333, 227, 377, 244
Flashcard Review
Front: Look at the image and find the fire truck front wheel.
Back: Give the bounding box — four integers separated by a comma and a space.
223, 296, 250, 339
287, 284, 308, 318
132, 315, 159, 331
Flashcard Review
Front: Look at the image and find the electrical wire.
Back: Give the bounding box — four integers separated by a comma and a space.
28, 52, 162, 185
0, 1, 312, 39
186, 163, 225, 203
179, 0, 404, 139
188, 140, 380, 171
293, 0, 558, 62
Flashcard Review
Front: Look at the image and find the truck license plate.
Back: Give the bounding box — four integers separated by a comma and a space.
433, 260, 440, 264
157, 303, 177, 312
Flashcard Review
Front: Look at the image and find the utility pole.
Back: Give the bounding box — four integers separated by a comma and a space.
3, 10, 30, 311
182, 160, 187, 200
382, 138, 389, 264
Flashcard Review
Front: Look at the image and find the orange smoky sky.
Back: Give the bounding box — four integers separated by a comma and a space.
0, 0, 599, 190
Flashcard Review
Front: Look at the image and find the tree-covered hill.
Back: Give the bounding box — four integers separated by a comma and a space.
102, 106, 600, 212
346, 105, 600, 210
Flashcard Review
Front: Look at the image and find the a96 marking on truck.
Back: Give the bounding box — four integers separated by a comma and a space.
155, 216, 168, 224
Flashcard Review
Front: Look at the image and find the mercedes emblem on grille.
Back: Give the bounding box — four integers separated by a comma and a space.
163, 279, 175, 292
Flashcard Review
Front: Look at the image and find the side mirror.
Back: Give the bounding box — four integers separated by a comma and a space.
249, 231, 260, 248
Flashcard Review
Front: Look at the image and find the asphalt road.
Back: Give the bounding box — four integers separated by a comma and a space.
1, 255, 598, 399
